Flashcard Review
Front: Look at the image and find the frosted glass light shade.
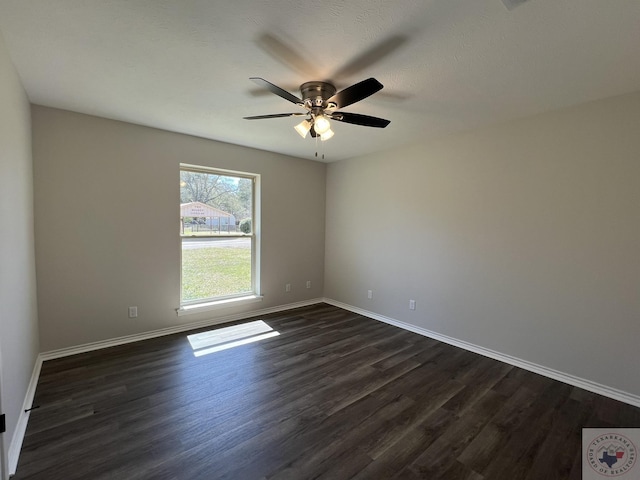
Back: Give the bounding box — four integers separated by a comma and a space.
320, 129, 334, 141
313, 115, 331, 134
294, 119, 312, 138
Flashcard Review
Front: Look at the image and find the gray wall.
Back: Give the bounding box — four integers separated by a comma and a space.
32, 106, 326, 352
0, 32, 40, 476
325, 91, 640, 397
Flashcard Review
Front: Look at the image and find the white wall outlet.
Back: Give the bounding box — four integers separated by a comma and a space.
367, 290, 373, 299
285, 283, 291, 292
409, 299, 416, 310
128, 306, 138, 318
306, 280, 311, 289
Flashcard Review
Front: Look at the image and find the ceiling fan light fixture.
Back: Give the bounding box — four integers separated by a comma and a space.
245, 77, 390, 145
320, 128, 334, 141
313, 115, 331, 135
294, 119, 312, 138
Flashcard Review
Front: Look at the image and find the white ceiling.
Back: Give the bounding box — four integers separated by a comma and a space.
1, 0, 639, 162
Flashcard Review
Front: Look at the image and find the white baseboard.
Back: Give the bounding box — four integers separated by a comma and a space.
40, 298, 324, 361
323, 298, 640, 409
13, 296, 638, 476
8, 356, 42, 476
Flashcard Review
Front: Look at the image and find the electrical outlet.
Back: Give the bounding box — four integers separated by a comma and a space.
285, 283, 291, 292
128, 306, 138, 318
306, 280, 311, 289
367, 290, 373, 299
409, 299, 416, 310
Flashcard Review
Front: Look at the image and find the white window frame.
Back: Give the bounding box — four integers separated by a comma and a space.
177, 164, 261, 315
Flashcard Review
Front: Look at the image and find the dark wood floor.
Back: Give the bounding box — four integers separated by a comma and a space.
13, 303, 640, 479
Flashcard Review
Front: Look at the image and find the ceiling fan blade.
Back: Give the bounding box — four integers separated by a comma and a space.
250, 77, 303, 105
332, 112, 390, 128
255, 34, 321, 78
331, 35, 408, 80
243, 113, 305, 120
327, 78, 383, 109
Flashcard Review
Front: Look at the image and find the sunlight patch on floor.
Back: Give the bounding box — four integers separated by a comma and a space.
187, 320, 279, 357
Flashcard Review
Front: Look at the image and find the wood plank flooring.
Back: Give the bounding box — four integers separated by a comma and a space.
12, 303, 640, 479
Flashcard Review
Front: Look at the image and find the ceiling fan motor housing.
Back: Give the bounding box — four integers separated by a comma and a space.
300, 81, 337, 110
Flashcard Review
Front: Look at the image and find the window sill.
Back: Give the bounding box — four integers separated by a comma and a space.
177, 295, 263, 316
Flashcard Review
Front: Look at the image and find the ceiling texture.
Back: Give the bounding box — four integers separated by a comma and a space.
1, 0, 639, 162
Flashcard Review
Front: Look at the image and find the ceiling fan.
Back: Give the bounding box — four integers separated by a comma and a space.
244, 77, 390, 141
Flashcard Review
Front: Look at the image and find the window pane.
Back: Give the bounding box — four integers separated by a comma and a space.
180, 171, 252, 236
181, 237, 252, 302
180, 167, 256, 304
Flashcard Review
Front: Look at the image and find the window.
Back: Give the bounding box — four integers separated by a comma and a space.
180, 164, 259, 307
